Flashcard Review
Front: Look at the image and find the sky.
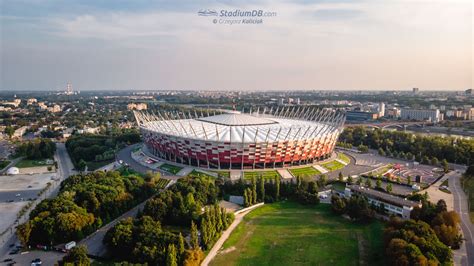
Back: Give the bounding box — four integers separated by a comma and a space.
0, 0, 472, 91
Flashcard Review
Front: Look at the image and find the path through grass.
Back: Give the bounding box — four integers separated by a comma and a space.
211, 201, 384, 266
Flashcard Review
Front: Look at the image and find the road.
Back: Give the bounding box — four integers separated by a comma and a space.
450, 171, 474, 266
0, 142, 76, 261
79, 199, 151, 258
117, 144, 180, 181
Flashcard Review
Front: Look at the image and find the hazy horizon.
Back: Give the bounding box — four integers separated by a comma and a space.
1, 0, 472, 91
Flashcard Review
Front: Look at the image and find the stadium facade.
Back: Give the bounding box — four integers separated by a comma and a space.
134, 107, 345, 170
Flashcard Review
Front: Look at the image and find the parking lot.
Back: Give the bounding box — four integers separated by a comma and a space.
1, 249, 64, 265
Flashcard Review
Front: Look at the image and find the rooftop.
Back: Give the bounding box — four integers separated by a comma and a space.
347, 185, 421, 208
197, 113, 278, 126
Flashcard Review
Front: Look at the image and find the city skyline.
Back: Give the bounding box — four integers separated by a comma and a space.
1, 0, 472, 91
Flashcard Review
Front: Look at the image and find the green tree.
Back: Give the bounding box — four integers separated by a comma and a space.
338, 172, 344, 182
407, 176, 412, 185
347, 175, 353, 184
386, 183, 393, 194
275, 175, 280, 200
441, 159, 449, 173
178, 233, 186, 259
166, 244, 178, 266
5, 126, 14, 139
190, 221, 199, 249
258, 176, 265, 202
251, 177, 257, 204
376, 178, 382, 189
364, 178, 372, 188
77, 159, 87, 172
378, 148, 386, 156
62, 245, 90, 266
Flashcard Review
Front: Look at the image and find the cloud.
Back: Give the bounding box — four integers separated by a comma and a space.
0, 0, 471, 90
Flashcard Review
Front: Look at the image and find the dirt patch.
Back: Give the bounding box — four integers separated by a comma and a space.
219, 246, 236, 254
356, 232, 368, 266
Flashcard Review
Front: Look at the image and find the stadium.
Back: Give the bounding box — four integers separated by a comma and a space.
134, 107, 345, 170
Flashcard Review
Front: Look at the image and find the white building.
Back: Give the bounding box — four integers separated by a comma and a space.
378, 102, 385, 117
400, 108, 441, 123
344, 185, 421, 219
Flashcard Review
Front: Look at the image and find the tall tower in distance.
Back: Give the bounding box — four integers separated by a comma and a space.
66, 82, 73, 95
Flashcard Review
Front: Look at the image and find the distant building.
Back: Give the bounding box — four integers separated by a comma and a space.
278, 98, 285, 105
127, 103, 148, 111
296, 98, 301, 105
38, 102, 48, 110
378, 102, 385, 117
13, 126, 28, 139
47, 104, 61, 113
27, 98, 37, 105
346, 111, 378, 121
412, 88, 419, 94
386, 108, 401, 118
400, 108, 441, 123
2, 99, 21, 107
465, 89, 472, 95
344, 185, 421, 219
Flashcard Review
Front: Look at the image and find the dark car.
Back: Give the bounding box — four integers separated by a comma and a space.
3, 258, 13, 262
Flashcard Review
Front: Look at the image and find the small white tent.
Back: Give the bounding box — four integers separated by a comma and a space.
6, 167, 19, 175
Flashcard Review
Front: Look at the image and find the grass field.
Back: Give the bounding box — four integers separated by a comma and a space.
321, 160, 346, 172
16, 159, 53, 168
243, 170, 281, 180
188, 169, 216, 179
337, 153, 351, 164
289, 167, 321, 178
160, 163, 183, 174
156, 178, 170, 189
213, 171, 230, 179
211, 201, 384, 266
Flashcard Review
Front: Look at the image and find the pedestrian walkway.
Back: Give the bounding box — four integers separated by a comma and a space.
176, 167, 194, 177
335, 158, 348, 166
313, 165, 328, 174
277, 169, 293, 179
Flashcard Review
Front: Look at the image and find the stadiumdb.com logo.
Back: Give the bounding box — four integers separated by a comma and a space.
198, 9, 218, 16
197, 8, 277, 25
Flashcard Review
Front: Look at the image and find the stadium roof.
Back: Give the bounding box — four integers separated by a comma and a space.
197, 113, 277, 126
134, 107, 345, 143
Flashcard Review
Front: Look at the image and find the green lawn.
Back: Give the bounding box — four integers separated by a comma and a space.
0, 160, 11, 169
337, 153, 351, 164
213, 171, 230, 179
243, 170, 281, 180
211, 201, 384, 266
289, 167, 321, 178
16, 159, 53, 168
159, 163, 183, 175
156, 178, 171, 189
321, 160, 346, 172
188, 169, 216, 179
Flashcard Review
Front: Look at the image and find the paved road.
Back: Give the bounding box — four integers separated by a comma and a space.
450, 171, 474, 266
117, 144, 180, 181
79, 199, 151, 258
0, 142, 76, 261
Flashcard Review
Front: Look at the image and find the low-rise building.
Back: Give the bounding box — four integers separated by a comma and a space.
344, 185, 421, 219
400, 108, 441, 123
13, 126, 28, 139
346, 111, 378, 121
27, 98, 38, 105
